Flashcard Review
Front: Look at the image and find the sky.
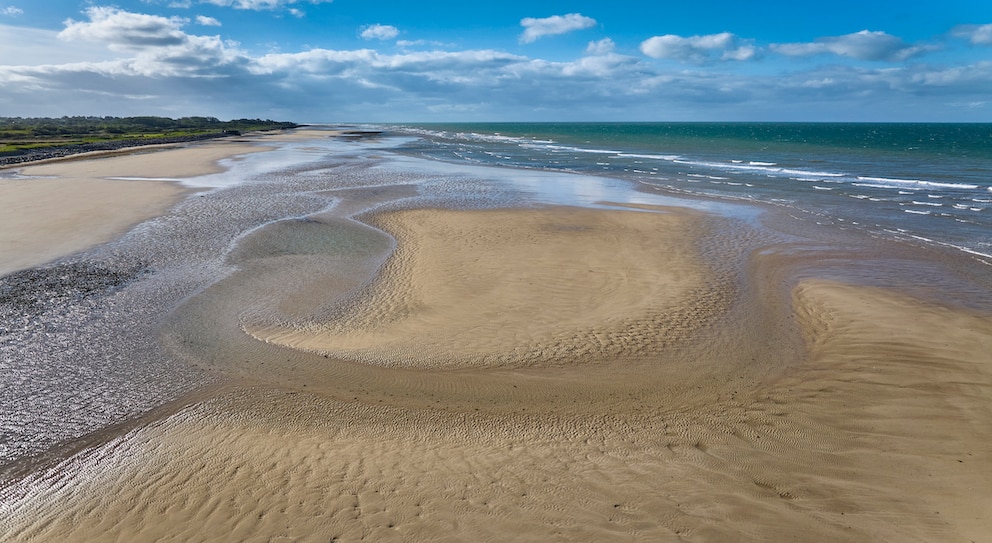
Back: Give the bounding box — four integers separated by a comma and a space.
1, 0, 991, 122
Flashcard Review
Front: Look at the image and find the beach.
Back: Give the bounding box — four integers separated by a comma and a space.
0, 138, 277, 276
2, 128, 991, 542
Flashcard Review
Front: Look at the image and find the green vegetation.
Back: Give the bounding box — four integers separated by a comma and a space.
0, 116, 298, 154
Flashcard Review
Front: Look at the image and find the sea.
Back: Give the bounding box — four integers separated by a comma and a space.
383, 122, 992, 261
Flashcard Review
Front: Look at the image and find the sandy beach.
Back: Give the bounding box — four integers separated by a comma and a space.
0, 138, 279, 276
2, 130, 991, 542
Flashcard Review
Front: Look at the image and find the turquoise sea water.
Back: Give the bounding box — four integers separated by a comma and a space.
387, 123, 992, 260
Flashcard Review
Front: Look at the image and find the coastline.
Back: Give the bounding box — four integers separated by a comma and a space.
1, 131, 990, 541
0, 134, 284, 276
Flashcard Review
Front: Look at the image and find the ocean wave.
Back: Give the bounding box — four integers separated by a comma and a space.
520, 143, 622, 155
780, 168, 846, 178
400, 127, 556, 148
616, 152, 683, 161
674, 158, 846, 179
856, 176, 979, 190
687, 173, 730, 180
852, 183, 894, 189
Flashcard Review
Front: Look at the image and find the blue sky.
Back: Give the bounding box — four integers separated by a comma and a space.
1, 0, 991, 121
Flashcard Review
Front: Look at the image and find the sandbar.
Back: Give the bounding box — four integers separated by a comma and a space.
248, 206, 718, 368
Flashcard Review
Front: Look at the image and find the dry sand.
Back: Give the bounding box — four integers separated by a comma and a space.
247, 207, 716, 368
0, 139, 272, 276
2, 203, 991, 542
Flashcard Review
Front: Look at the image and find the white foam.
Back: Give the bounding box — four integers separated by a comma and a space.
616, 152, 683, 161
687, 173, 730, 180
856, 176, 979, 190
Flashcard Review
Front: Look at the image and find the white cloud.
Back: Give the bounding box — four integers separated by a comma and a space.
586, 38, 615, 56
52, 7, 248, 78
360, 24, 399, 41
951, 24, 992, 45
520, 13, 596, 44
640, 32, 757, 63
771, 30, 932, 61
722, 44, 758, 61
202, 0, 333, 10
196, 15, 222, 26
1, 6, 23, 16
60, 7, 189, 50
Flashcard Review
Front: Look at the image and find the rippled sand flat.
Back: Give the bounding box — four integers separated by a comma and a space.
2, 131, 991, 542
248, 207, 719, 369
4, 202, 992, 541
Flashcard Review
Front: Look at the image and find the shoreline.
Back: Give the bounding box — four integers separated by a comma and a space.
2, 133, 991, 541
0, 133, 290, 276
0, 128, 303, 169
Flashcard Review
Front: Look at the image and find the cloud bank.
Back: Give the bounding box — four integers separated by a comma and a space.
60, 7, 189, 50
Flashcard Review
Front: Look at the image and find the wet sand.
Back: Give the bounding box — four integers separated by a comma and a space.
2, 142, 991, 541
0, 139, 278, 276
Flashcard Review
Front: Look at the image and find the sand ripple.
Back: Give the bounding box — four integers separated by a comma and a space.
246, 207, 725, 369
3, 196, 991, 542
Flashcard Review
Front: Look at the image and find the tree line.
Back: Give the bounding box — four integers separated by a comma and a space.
0, 116, 298, 138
